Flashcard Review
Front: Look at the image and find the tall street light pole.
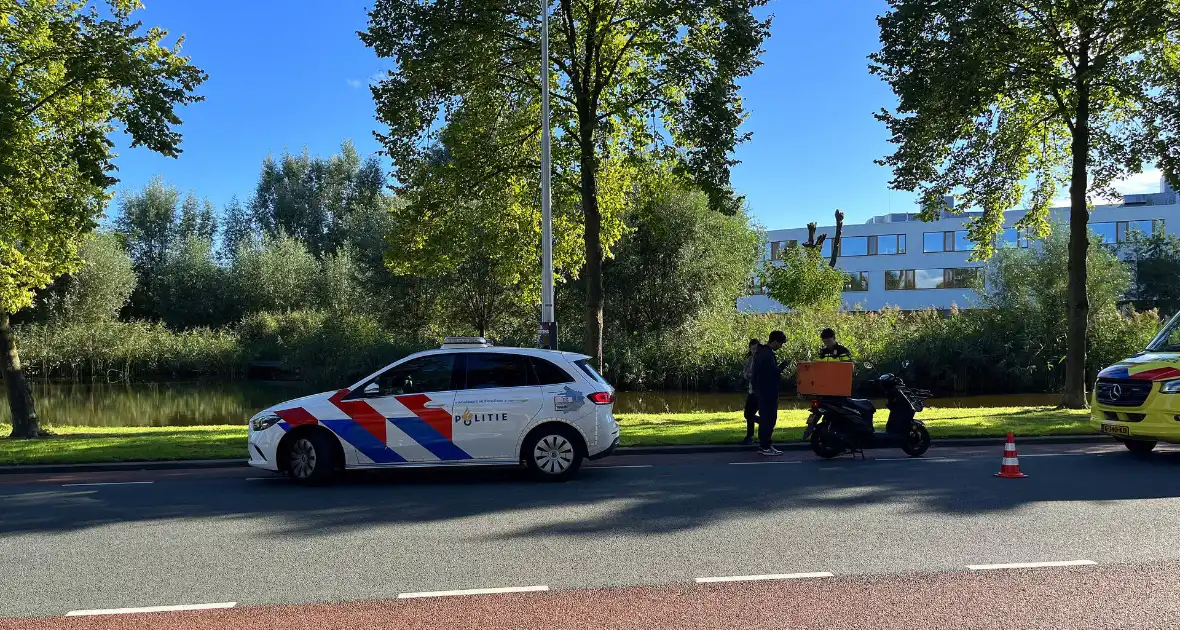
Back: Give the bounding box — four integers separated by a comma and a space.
539, 0, 557, 350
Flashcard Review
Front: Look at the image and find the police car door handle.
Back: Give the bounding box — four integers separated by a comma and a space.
423, 402, 447, 409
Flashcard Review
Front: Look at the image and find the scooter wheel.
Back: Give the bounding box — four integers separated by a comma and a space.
902, 424, 931, 457
810, 428, 843, 459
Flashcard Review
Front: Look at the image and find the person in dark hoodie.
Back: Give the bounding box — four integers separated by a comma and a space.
752, 330, 790, 456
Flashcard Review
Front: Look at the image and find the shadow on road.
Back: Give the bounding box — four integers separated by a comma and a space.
2, 449, 1179, 538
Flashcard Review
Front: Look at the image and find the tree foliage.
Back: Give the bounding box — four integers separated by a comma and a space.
249, 140, 386, 257
604, 179, 762, 336
361, 0, 770, 364
761, 244, 846, 312
34, 231, 136, 324
870, 0, 1180, 407
1, 0, 205, 437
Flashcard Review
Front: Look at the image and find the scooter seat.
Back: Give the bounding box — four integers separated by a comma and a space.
849, 398, 876, 415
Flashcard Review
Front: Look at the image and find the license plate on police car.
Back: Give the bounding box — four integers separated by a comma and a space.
1101, 423, 1129, 436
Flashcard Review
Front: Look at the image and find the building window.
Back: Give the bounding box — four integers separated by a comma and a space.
945, 267, 981, 289
843, 272, 869, 292
869, 234, 906, 256
1115, 219, 1164, 242
999, 228, 1031, 248
923, 230, 975, 253
1091, 222, 1118, 244
839, 236, 869, 257
767, 240, 800, 260
885, 270, 914, 290
886, 268, 981, 290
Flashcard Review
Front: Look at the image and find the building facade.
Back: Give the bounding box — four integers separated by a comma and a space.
740, 181, 1180, 313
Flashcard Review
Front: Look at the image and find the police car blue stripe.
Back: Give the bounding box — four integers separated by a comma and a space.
389, 416, 473, 461
320, 419, 407, 464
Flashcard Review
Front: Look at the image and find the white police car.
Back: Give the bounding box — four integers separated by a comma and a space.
247, 337, 619, 483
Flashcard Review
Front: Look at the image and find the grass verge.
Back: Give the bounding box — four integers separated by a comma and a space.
0, 406, 1094, 466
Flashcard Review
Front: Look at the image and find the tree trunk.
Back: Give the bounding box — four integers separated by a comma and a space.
1062, 38, 1092, 410
580, 147, 604, 371
828, 209, 844, 268
2, 313, 43, 439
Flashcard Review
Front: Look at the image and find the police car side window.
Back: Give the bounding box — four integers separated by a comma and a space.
529, 357, 575, 385
465, 353, 529, 390
376, 354, 456, 395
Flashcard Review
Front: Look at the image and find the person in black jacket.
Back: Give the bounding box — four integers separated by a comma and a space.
740, 338, 761, 445
752, 330, 789, 455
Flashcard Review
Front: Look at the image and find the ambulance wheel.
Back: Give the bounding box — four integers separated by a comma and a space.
285, 429, 338, 485
1123, 439, 1157, 454
523, 425, 584, 482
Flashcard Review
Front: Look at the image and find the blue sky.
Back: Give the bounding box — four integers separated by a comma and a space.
107, 0, 1166, 231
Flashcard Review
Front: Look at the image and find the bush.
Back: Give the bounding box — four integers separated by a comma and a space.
600, 305, 1160, 395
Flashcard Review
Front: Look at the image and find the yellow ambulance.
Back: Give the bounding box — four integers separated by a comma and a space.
1091, 312, 1180, 452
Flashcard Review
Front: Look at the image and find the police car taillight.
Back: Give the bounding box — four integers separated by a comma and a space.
587, 392, 614, 405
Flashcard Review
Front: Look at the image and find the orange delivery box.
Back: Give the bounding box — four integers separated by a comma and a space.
796, 361, 853, 397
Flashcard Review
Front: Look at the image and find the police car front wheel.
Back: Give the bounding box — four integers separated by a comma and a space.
285, 430, 338, 484
524, 427, 584, 482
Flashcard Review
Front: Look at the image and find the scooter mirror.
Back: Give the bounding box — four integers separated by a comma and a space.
863, 362, 874, 370
901, 360, 912, 369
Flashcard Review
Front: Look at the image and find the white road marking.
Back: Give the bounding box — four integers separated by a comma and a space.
729, 461, 802, 466
1020, 453, 1090, 458
696, 572, 834, 584
60, 486, 155, 490
398, 586, 549, 599
65, 602, 236, 616
874, 456, 949, 462
595, 465, 654, 469
967, 560, 1097, 571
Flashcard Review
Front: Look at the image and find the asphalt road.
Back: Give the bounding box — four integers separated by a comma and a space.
2, 440, 1179, 624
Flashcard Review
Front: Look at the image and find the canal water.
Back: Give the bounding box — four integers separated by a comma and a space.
0, 381, 1062, 428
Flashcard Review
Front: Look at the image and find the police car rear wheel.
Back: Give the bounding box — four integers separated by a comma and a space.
524, 428, 583, 482
286, 431, 337, 484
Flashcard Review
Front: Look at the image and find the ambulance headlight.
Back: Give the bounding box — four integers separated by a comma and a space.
251, 413, 282, 431
1161, 380, 1180, 394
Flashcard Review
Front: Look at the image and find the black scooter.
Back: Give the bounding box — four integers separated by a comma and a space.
801, 366, 932, 459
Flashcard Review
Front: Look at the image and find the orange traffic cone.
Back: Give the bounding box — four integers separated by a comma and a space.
994, 432, 1027, 478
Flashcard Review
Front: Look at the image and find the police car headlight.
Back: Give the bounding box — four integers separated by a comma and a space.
251, 413, 281, 432
1161, 380, 1180, 394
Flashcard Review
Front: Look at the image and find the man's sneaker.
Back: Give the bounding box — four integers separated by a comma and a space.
759, 447, 783, 456
740, 436, 754, 446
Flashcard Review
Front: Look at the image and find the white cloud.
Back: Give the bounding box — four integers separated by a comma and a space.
346, 78, 364, 89
1049, 168, 1165, 207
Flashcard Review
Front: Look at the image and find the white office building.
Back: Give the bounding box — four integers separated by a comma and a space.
740, 179, 1180, 313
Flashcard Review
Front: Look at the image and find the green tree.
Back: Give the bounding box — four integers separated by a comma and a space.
231, 234, 318, 315
1121, 228, 1180, 315
1, 0, 204, 437
604, 180, 762, 336
35, 232, 137, 324
980, 224, 1133, 385
361, 0, 771, 367
761, 244, 846, 312
114, 178, 219, 320
870, 0, 1180, 407
250, 140, 387, 257
385, 132, 583, 338
156, 237, 234, 329
219, 195, 255, 262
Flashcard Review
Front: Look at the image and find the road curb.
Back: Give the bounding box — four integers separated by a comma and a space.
0, 435, 1112, 475
617, 434, 1111, 456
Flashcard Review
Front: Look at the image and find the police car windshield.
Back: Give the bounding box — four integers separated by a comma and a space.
1146, 312, 1180, 352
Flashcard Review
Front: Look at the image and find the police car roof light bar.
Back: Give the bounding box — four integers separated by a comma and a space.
441, 337, 493, 348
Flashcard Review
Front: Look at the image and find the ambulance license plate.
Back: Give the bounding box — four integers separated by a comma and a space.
1101, 423, 1129, 436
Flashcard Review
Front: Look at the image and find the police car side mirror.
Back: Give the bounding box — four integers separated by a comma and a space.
363, 382, 380, 397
